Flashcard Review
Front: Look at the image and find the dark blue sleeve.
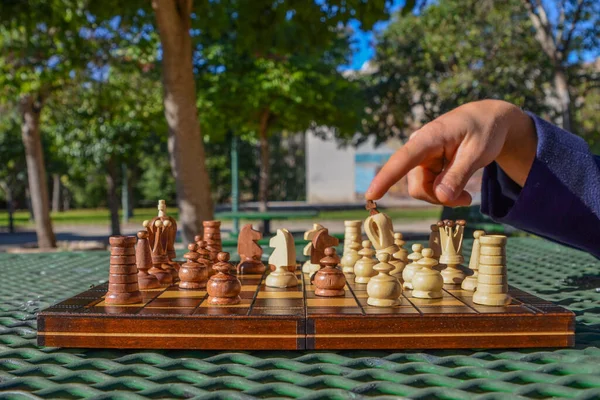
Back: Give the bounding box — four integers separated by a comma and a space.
481, 112, 600, 258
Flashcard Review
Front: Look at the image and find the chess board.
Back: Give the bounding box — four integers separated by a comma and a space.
37, 267, 575, 350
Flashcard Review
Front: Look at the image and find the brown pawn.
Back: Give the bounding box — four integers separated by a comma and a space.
179, 243, 208, 289
203, 220, 222, 262
313, 247, 346, 297
136, 231, 161, 289
207, 252, 241, 305
196, 238, 215, 277
105, 235, 143, 305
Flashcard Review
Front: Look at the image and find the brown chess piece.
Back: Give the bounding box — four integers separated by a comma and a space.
148, 220, 174, 285
207, 252, 241, 305
162, 220, 179, 279
136, 231, 161, 290
237, 224, 266, 274
147, 200, 178, 259
311, 229, 340, 264
313, 247, 346, 297
196, 238, 215, 277
106, 236, 143, 305
203, 220, 222, 262
179, 243, 208, 289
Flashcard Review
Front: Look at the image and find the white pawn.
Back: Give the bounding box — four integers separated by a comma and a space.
354, 240, 377, 284
394, 233, 408, 261
411, 248, 444, 299
341, 240, 361, 274
402, 244, 423, 290
266, 229, 298, 288
367, 253, 402, 307
390, 233, 407, 279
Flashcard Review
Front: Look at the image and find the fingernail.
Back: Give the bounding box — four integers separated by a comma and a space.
436, 183, 456, 200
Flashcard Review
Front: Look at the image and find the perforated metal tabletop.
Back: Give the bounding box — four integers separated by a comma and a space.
1, 237, 599, 399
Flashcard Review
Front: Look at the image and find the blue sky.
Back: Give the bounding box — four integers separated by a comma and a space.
343, 0, 404, 70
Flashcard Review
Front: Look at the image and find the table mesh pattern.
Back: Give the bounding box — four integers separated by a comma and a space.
1, 238, 600, 399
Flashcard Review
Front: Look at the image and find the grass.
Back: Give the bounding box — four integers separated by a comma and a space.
0, 206, 441, 227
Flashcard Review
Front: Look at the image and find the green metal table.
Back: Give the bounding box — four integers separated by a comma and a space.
1, 237, 599, 399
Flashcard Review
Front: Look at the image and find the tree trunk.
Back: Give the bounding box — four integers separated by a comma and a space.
19, 94, 56, 249
52, 173, 61, 212
62, 187, 71, 211
258, 109, 271, 213
0, 182, 15, 233
127, 166, 135, 218
25, 187, 34, 222
152, 0, 214, 244
553, 68, 573, 132
106, 157, 121, 236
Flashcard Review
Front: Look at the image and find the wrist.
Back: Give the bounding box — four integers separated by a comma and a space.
495, 105, 537, 187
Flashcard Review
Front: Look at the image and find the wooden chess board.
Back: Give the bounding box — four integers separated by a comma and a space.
37, 267, 575, 350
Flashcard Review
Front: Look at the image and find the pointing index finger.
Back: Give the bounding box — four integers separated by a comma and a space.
365, 128, 442, 200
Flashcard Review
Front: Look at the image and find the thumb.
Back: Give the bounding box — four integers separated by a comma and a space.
434, 154, 477, 204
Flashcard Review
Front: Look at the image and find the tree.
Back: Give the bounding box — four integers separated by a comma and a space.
195, 1, 391, 211
151, 0, 213, 244
362, 0, 553, 143
46, 58, 164, 236
0, 112, 27, 233
198, 51, 364, 211
522, 0, 600, 132
0, 1, 89, 247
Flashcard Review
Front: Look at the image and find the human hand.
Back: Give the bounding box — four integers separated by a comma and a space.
365, 100, 537, 206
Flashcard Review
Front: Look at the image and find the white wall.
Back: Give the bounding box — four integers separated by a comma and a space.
306, 131, 356, 203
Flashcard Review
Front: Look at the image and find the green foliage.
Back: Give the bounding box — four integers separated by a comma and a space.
193, 0, 392, 57
0, 112, 27, 202
361, 0, 553, 143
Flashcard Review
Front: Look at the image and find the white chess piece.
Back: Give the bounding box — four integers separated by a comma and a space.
354, 240, 377, 284
267, 229, 298, 288
462, 230, 485, 291
367, 253, 402, 307
402, 244, 423, 290
341, 240, 361, 274
411, 248, 444, 299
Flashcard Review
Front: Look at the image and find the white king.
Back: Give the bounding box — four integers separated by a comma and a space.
438, 219, 466, 265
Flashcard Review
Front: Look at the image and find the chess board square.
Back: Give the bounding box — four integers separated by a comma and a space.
195, 306, 250, 316
471, 304, 534, 314
257, 292, 303, 299
308, 307, 363, 314
364, 305, 421, 314
147, 297, 203, 308
198, 298, 252, 308
251, 307, 304, 316
408, 298, 464, 307
93, 300, 146, 307
240, 285, 260, 291
253, 298, 304, 308
158, 290, 206, 299
419, 306, 477, 314
307, 298, 358, 307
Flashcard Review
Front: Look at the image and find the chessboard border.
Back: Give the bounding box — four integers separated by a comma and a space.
37, 269, 575, 350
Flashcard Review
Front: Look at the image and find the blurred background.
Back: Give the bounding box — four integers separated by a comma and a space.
0, 0, 598, 251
